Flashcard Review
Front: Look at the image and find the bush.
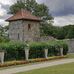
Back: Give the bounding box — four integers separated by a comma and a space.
29, 42, 47, 58
0, 41, 26, 61
29, 40, 68, 58
63, 43, 68, 55
0, 40, 68, 61
47, 40, 68, 56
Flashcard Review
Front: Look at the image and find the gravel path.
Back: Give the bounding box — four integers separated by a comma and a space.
0, 59, 74, 74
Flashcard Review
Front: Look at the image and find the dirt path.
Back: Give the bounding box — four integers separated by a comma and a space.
0, 59, 74, 74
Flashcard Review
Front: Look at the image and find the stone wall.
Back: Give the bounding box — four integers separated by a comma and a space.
9, 20, 40, 42
40, 36, 55, 42
9, 20, 23, 41
66, 39, 74, 53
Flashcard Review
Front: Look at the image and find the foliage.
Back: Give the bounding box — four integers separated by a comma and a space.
9, 0, 53, 36
44, 25, 74, 39
66, 25, 74, 39
40, 23, 54, 36
56, 25, 74, 39
29, 42, 47, 58
9, 0, 53, 21
0, 40, 68, 61
9, 1, 74, 39
0, 41, 26, 61
29, 40, 68, 58
0, 25, 10, 43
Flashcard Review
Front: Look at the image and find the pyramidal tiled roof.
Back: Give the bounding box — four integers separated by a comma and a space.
6, 9, 41, 22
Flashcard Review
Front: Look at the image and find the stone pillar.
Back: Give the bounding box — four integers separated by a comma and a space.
25, 49, 29, 61
0, 51, 5, 64
44, 49, 48, 59
60, 48, 63, 56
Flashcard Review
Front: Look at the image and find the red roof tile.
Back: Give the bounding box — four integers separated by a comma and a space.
6, 9, 41, 22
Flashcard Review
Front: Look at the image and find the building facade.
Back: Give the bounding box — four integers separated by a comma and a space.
6, 9, 41, 42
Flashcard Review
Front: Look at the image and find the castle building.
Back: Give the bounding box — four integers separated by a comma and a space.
6, 9, 41, 42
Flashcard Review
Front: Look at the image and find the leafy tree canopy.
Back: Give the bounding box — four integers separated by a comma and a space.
9, 0, 53, 21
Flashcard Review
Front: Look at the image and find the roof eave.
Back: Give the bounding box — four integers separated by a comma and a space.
5, 18, 42, 22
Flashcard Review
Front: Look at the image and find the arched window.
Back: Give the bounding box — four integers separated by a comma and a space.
28, 24, 31, 30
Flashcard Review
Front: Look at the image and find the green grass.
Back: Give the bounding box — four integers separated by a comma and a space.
67, 53, 74, 58
16, 62, 74, 74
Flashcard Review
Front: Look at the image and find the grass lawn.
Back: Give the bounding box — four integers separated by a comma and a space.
67, 53, 74, 58
16, 62, 74, 74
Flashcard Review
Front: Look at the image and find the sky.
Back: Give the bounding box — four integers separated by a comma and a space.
0, 0, 74, 26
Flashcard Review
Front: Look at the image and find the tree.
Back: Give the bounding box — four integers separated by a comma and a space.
66, 25, 74, 39
9, 0, 53, 21
52, 27, 66, 39
0, 25, 10, 42
40, 23, 54, 36
9, 0, 54, 36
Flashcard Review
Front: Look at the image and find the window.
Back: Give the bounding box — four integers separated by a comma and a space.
28, 24, 31, 30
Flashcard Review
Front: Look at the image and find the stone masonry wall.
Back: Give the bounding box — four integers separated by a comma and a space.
9, 20, 40, 42
66, 39, 74, 53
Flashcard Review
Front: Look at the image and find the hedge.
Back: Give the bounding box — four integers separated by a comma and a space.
0, 41, 26, 61
29, 40, 68, 58
0, 40, 68, 61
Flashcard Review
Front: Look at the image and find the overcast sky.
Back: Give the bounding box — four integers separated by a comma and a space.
0, 0, 74, 26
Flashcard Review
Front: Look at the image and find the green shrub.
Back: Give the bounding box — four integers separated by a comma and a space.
0, 41, 26, 61
29, 40, 68, 58
47, 40, 68, 56
63, 43, 68, 55
29, 42, 47, 58
0, 40, 68, 61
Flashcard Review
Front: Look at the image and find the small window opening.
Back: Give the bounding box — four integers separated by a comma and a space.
18, 33, 20, 40
28, 24, 31, 30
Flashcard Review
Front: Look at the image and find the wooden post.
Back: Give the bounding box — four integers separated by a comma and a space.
0, 51, 5, 64
44, 49, 48, 59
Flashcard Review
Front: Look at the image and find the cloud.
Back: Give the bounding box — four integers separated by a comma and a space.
37, 0, 74, 26
0, 19, 8, 26
53, 14, 74, 26
0, 0, 74, 26
0, 0, 15, 5
37, 0, 74, 16
0, 3, 10, 12
0, 0, 15, 26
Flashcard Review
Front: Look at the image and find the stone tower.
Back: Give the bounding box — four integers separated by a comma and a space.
6, 9, 41, 42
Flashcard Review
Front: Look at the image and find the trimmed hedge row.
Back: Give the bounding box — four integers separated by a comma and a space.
0, 41, 26, 61
0, 40, 68, 61
29, 40, 68, 58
